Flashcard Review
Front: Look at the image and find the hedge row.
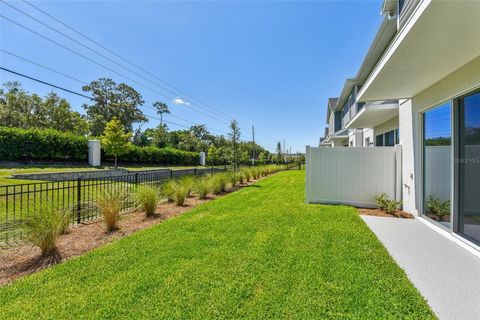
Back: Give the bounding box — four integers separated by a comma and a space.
0, 127, 199, 165
0, 127, 88, 161
103, 146, 199, 166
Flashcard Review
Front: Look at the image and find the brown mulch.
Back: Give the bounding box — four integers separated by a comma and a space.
0, 179, 262, 286
357, 208, 414, 219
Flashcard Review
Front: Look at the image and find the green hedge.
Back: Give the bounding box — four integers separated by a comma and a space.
0, 127, 88, 161
0, 127, 198, 165
103, 146, 198, 166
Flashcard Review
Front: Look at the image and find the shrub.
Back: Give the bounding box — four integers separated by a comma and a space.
243, 168, 252, 182
426, 196, 450, 221
21, 202, 70, 262
160, 180, 176, 202
227, 173, 238, 189
172, 182, 189, 206
0, 126, 200, 166
0, 126, 88, 162
252, 168, 259, 179
133, 185, 158, 217
375, 193, 402, 215
95, 188, 127, 232
194, 177, 212, 200
212, 173, 227, 195
179, 176, 195, 197
236, 171, 245, 185
115, 145, 198, 166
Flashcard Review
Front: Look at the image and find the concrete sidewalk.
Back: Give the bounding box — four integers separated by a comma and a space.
361, 215, 480, 320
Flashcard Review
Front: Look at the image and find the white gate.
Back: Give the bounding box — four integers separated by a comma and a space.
305, 146, 402, 207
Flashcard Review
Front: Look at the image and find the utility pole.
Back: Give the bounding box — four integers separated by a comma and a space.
283, 139, 285, 163
252, 125, 255, 166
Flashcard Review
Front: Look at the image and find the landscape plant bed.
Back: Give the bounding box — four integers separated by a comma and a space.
358, 207, 414, 219
0, 179, 260, 286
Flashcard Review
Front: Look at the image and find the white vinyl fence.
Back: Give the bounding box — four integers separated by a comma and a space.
305, 146, 402, 207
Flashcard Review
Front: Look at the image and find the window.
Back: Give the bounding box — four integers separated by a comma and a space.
385, 130, 395, 146
457, 90, 480, 243
395, 128, 400, 144
376, 134, 384, 146
365, 137, 370, 147
423, 102, 452, 229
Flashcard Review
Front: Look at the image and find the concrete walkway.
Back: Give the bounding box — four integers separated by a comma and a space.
361, 215, 480, 320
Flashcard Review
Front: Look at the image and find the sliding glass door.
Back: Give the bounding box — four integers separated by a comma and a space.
457, 90, 480, 244
423, 102, 452, 228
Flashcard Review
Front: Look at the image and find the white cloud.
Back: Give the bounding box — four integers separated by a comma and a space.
173, 98, 190, 106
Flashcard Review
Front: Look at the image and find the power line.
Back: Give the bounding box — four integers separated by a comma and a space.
0, 66, 219, 133
0, 66, 93, 100
0, 66, 273, 150
0, 7, 275, 150
22, 0, 245, 124
9, 0, 253, 129
0, 12, 236, 127
0, 49, 87, 85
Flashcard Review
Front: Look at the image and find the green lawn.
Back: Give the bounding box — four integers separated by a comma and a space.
0, 171, 435, 319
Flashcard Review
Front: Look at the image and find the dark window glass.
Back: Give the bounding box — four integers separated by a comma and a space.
395, 129, 400, 144
385, 130, 395, 146
458, 91, 480, 243
376, 134, 384, 146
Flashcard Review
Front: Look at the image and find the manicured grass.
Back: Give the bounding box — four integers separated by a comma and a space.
0, 171, 435, 319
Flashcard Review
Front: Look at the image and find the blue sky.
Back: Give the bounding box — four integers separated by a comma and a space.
0, 0, 384, 152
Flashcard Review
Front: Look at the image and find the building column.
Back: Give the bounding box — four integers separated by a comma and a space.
399, 99, 418, 216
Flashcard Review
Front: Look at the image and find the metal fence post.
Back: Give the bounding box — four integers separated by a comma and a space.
76, 177, 82, 224
194, 168, 197, 176
135, 172, 139, 185
170, 169, 173, 178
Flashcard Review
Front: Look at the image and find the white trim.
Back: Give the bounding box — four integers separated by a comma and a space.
419, 217, 480, 258
357, 0, 431, 101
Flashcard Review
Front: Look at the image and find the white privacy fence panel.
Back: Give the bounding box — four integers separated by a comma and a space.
305, 146, 402, 208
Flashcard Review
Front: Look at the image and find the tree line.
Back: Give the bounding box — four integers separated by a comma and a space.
0, 79, 280, 165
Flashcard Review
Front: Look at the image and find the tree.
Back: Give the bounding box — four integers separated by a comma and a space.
207, 145, 219, 166
153, 101, 170, 126
276, 142, 283, 163
0, 82, 88, 135
240, 150, 250, 164
82, 78, 147, 136
228, 120, 241, 169
101, 117, 132, 168
150, 124, 170, 148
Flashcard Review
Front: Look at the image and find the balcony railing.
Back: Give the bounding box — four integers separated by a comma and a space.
341, 102, 365, 128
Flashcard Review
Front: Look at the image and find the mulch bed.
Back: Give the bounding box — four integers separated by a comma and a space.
0, 179, 262, 286
357, 208, 414, 219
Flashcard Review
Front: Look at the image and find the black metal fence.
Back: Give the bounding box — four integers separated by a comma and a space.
0, 167, 226, 245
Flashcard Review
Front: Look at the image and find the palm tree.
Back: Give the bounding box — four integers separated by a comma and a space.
153, 101, 170, 126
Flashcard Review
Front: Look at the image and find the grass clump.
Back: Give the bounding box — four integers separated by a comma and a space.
21, 202, 70, 264
194, 176, 212, 200
211, 173, 228, 195
179, 176, 195, 197
95, 188, 127, 232
161, 179, 189, 206
133, 185, 158, 217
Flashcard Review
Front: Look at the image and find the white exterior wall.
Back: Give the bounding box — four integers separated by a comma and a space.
400, 56, 480, 216
348, 129, 364, 147
363, 128, 374, 147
